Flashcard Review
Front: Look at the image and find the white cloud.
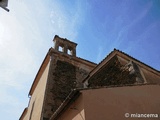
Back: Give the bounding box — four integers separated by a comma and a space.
0, 1, 47, 119
0, 0, 84, 119
50, 0, 84, 41
113, 1, 153, 49
0, 7, 37, 89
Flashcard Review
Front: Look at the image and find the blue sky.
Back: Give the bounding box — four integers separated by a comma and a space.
0, 0, 160, 119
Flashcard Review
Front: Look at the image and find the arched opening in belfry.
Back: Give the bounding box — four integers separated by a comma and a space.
53, 35, 77, 56
58, 46, 63, 52
67, 49, 72, 55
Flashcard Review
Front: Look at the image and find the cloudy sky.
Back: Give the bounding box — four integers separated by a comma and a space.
0, 0, 160, 119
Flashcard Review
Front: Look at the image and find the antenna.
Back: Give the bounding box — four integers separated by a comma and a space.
0, 0, 9, 12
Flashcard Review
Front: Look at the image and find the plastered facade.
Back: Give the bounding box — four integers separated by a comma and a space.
57, 85, 160, 120
21, 58, 50, 120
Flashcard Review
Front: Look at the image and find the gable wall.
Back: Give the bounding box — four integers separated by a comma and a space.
117, 55, 160, 84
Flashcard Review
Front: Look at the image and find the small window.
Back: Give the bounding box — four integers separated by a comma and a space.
58, 46, 63, 52
67, 49, 72, 55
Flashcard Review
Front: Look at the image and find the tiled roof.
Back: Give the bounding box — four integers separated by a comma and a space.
82, 48, 160, 83
97, 48, 160, 73
114, 48, 160, 73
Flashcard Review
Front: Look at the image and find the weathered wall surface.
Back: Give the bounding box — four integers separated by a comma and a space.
42, 59, 77, 120
57, 94, 85, 120
117, 55, 160, 84
83, 85, 160, 120
88, 55, 160, 87
22, 61, 50, 120
88, 56, 136, 87
42, 54, 94, 120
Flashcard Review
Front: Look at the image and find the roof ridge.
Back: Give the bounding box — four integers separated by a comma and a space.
114, 49, 160, 73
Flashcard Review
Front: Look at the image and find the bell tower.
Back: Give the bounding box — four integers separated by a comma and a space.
19, 35, 97, 120
53, 35, 77, 57
42, 35, 95, 120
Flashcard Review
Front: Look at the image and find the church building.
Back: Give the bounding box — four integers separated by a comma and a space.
20, 35, 160, 120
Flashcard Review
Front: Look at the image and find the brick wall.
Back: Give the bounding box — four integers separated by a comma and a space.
88, 56, 136, 87
42, 58, 90, 120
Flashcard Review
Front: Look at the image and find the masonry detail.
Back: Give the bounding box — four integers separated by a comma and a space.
53, 35, 77, 56
41, 35, 95, 120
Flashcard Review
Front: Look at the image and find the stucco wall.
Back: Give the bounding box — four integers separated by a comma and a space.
57, 94, 85, 120
142, 68, 160, 84
82, 85, 160, 120
22, 61, 50, 120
